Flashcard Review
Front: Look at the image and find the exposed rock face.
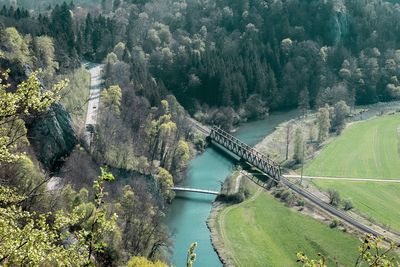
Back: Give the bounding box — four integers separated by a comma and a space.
28, 103, 77, 170
330, 11, 349, 44
330, 0, 349, 45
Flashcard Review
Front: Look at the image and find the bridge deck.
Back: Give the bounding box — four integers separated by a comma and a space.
170, 187, 220, 195
209, 126, 281, 181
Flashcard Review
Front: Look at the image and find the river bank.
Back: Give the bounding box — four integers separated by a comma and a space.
165, 110, 299, 266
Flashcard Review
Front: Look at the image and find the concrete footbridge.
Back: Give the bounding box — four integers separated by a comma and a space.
170, 187, 220, 196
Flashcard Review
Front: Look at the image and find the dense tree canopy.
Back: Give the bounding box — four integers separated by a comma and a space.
4, 0, 400, 127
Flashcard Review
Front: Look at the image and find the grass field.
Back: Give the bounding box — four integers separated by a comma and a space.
313, 180, 400, 230
305, 114, 400, 178
216, 181, 360, 267
304, 114, 400, 231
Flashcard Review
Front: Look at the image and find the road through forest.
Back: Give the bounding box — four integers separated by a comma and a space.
84, 63, 104, 146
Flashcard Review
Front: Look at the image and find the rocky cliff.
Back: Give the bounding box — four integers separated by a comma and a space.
330, 0, 350, 45
28, 103, 77, 171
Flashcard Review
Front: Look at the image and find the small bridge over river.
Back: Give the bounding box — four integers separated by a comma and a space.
170, 187, 220, 196
171, 124, 282, 197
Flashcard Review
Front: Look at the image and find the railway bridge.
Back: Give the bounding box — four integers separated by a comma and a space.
209, 126, 281, 182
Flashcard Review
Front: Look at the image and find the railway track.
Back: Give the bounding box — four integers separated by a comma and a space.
280, 177, 383, 237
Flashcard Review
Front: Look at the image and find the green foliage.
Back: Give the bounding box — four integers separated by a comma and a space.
85, 167, 118, 262
60, 66, 91, 125
317, 106, 331, 143
293, 128, 304, 164
0, 27, 31, 65
146, 99, 182, 171
327, 188, 340, 207
0, 70, 65, 163
342, 198, 354, 211
0, 205, 87, 266
296, 252, 327, 267
0, 186, 24, 206
101, 85, 122, 115
127, 256, 169, 267
32, 36, 59, 85
7, 0, 400, 114
329, 219, 340, 229
118, 185, 169, 259
331, 101, 350, 133
192, 133, 207, 151
0, 167, 118, 266
244, 94, 268, 120
298, 234, 400, 267
186, 242, 197, 267
355, 234, 400, 266
173, 140, 191, 170
155, 167, 175, 203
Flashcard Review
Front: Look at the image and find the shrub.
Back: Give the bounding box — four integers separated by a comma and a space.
329, 219, 339, 228
297, 199, 305, 207
343, 198, 354, 211
193, 134, 207, 151
280, 189, 291, 201
273, 187, 284, 198
327, 188, 341, 207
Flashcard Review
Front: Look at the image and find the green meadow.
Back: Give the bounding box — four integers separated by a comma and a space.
216, 181, 360, 267
305, 114, 400, 230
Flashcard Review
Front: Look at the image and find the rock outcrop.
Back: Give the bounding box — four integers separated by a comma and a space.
28, 103, 77, 171
330, 0, 349, 45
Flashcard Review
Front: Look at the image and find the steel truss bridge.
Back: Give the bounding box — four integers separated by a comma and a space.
209, 126, 281, 182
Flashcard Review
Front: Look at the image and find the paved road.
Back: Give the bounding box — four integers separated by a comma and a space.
285, 174, 400, 183
84, 63, 104, 146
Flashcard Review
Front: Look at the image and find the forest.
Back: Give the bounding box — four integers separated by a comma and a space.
1, 0, 400, 266
2, 0, 400, 123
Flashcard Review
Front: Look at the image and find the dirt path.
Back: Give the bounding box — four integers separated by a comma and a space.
285, 174, 400, 183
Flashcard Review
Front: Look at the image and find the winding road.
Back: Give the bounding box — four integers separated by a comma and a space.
84, 63, 104, 146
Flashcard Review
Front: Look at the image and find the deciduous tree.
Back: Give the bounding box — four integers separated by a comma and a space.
317, 106, 331, 143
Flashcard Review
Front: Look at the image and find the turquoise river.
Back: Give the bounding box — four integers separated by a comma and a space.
165, 110, 298, 267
